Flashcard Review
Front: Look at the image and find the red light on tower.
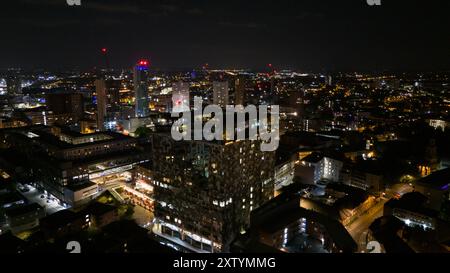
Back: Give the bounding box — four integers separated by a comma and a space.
101, 48, 107, 53
138, 59, 149, 66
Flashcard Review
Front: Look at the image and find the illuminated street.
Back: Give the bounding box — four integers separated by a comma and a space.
346, 183, 414, 252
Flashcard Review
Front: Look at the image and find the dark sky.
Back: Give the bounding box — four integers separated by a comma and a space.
1, 0, 449, 71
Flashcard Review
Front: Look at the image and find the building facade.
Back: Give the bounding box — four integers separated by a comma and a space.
95, 79, 107, 131
134, 60, 150, 117
213, 81, 229, 108
0, 126, 148, 206
150, 133, 275, 252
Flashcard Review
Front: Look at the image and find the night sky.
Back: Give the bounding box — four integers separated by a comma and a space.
1, 0, 449, 71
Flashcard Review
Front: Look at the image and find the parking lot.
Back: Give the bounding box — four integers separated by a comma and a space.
18, 184, 67, 215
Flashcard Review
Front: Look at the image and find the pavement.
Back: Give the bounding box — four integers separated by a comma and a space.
132, 205, 154, 228
93, 175, 154, 228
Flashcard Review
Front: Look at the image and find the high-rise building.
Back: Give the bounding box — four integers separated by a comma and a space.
234, 77, 245, 106
6, 75, 22, 95
95, 79, 107, 131
327, 75, 333, 86
213, 81, 229, 107
45, 92, 84, 123
150, 133, 275, 252
106, 79, 121, 109
172, 81, 190, 113
134, 60, 150, 117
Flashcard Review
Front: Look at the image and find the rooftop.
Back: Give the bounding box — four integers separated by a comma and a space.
65, 181, 97, 192
4, 203, 43, 218
40, 209, 78, 228
385, 191, 438, 218
416, 168, 450, 190
81, 202, 116, 217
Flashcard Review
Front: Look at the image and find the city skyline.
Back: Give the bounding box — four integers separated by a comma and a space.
1, 0, 449, 260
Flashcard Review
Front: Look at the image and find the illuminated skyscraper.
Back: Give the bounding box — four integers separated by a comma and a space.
95, 79, 107, 131
6, 75, 21, 95
213, 81, 229, 107
327, 75, 333, 86
134, 60, 150, 117
172, 81, 190, 113
234, 77, 245, 106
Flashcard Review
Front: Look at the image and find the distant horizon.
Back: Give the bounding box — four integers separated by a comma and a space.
1, 0, 449, 71
1, 66, 449, 75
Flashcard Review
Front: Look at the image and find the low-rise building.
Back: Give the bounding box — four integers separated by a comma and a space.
4, 203, 45, 234
0, 125, 148, 206
232, 193, 356, 253
414, 168, 450, 211
341, 162, 384, 194
296, 152, 344, 185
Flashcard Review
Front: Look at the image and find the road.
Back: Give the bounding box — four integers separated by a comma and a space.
345, 183, 414, 252
346, 198, 385, 251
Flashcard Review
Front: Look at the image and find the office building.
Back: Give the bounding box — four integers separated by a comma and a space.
341, 163, 384, 194
106, 79, 121, 109
213, 81, 229, 107
95, 79, 107, 131
134, 60, 150, 117
6, 75, 21, 95
45, 92, 84, 123
296, 152, 344, 185
234, 77, 245, 106
0, 126, 148, 206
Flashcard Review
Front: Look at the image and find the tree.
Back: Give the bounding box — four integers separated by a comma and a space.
134, 126, 151, 138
